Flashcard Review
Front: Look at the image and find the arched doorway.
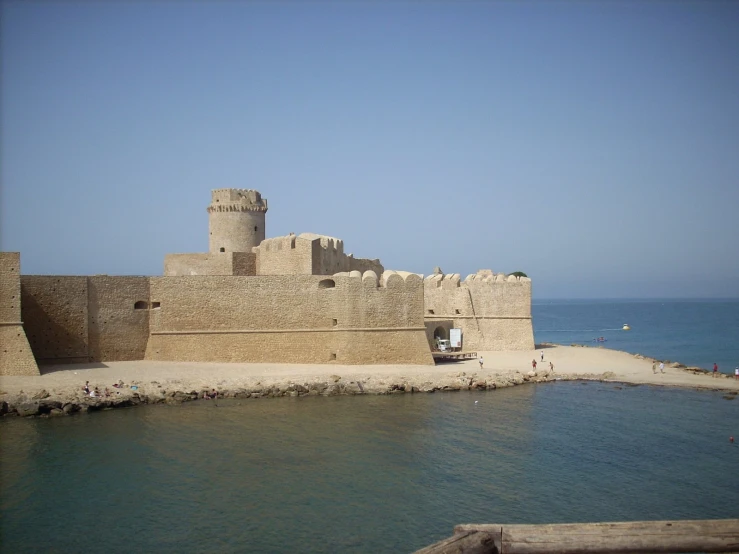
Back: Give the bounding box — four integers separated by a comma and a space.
433, 326, 447, 340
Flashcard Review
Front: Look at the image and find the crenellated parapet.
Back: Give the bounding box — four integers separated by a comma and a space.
207, 204, 268, 213
207, 189, 268, 212
333, 269, 423, 289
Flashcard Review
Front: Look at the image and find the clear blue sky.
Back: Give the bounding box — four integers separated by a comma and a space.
2, 1, 737, 299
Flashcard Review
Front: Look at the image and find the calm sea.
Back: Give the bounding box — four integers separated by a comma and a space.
1, 300, 738, 553
533, 298, 739, 374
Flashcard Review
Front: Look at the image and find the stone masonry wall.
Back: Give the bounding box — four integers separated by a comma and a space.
21, 276, 90, 364
164, 253, 257, 276
255, 233, 384, 276
0, 253, 39, 375
87, 276, 150, 361
255, 234, 312, 275
424, 272, 534, 351
20, 275, 151, 364
145, 271, 432, 365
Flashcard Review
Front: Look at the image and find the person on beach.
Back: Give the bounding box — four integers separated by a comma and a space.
659, 362, 665, 374
532, 359, 537, 370
478, 356, 483, 369
735, 367, 738, 380
541, 351, 544, 362
549, 361, 554, 373
652, 362, 657, 374
713, 363, 718, 378
83, 381, 90, 395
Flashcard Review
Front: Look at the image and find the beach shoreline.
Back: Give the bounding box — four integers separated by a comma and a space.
1, 344, 737, 418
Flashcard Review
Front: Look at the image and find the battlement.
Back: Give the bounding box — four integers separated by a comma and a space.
424, 269, 530, 289
208, 189, 268, 213
300, 233, 344, 253
333, 270, 423, 289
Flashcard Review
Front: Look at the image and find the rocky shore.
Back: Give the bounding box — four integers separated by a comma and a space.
0, 368, 614, 419
2, 344, 737, 418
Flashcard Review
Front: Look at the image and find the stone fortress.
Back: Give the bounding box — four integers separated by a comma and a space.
0, 189, 533, 376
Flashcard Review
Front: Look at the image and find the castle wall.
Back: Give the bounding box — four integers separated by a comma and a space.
20, 275, 151, 364
88, 276, 150, 361
255, 233, 384, 276
0, 253, 39, 375
232, 252, 257, 276
21, 276, 90, 364
424, 272, 534, 351
145, 271, 432, 365
164, 253, 256, 276
255, 235, 312, 275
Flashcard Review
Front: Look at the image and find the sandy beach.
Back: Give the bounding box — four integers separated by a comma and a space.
1, 344, 737, 417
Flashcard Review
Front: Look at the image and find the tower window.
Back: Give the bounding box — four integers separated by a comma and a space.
134, 301, 148, 310
254, 226, 258, 232
220, 247, 225, 252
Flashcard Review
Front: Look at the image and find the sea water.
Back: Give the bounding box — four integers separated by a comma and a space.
1, 300, 738, 553
534, 299, 739, 373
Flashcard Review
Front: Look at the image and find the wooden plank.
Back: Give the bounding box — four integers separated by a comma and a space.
413, 530, 498, 554
455, 520, 739, 554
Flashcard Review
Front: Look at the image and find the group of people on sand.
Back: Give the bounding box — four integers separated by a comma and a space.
531, 351, 555, 373
652, 362, 665, 374
654, 361, 739, 380
713, 363, 739, 380
82, 381, 112, 398
203, 389, 218, 400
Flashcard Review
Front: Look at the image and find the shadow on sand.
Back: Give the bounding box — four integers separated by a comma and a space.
40, 362, 110, 375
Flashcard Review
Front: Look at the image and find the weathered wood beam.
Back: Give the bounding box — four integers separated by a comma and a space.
453, 519, 739, 554
414, 530, 498, 554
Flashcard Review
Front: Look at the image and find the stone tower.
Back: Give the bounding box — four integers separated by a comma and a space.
207, 189, 268, 253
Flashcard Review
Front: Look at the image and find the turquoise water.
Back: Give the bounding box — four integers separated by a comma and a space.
2, 299, 739, 553
534, 299, 739, 373
2, 385, 738, 553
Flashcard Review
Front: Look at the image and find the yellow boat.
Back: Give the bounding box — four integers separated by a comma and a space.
622, 324, 631, 331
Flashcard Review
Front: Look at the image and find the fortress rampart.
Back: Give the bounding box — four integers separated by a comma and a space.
254, 233, 384, 276
19, 275, 151, 365
0, 253, 39, 375
145, 270, 431, 365
164, 252, 256, 276
423, 271, 534, 351
1, 188, 533, 375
